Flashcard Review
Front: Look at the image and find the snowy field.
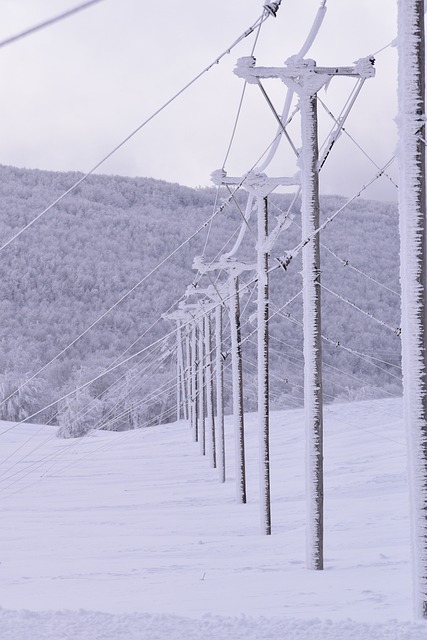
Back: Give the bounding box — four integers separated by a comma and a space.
1, 397, 427, 639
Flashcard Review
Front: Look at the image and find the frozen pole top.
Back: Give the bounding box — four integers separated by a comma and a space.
193, 253, 256, 277
234, 55, 376, 85
211, 169, 300, 196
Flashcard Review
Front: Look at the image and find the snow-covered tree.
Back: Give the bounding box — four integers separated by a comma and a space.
57, 388, 102, 439
0, 372, 44, 422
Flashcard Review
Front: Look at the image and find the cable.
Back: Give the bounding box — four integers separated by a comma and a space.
320, 241, 400, 298
102, 215, 248, 373
0, 191, 260, 444
0, 320, 184, 438
320, 283, 400, 335
268, 331, 394, 394
269, 198, 401, 298
0, 9, 272, 256
275, 156, 396, 271
55, 340, 169, 438
324, 404, 405, 448
257, 80, 300, 157
372, 39, 396, 57
345, 348, 401, 371
270, 302, 399, 398
268, 333, 364, 397
318, 79, 366, 170
2, 264, 252, 442
0, 353, 177, 486
221, 9, 264, 169
0, 319, 170, 469
318, 96, 398, 189
0, 0, 105, 50
217, 0, 328, 264
0, 200, 229, 412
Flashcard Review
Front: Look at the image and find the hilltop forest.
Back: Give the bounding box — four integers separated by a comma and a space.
0, 164, 401, 430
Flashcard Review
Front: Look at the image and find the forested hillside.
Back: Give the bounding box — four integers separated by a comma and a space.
0, 164, 401, 428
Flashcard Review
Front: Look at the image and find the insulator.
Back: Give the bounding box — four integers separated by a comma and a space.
264, 2, 280, 17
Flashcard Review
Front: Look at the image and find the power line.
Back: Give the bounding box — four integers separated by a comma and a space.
275, 156, 396, 272
269, 198, 401, 298
0, 202, 228, 413
0, 340, 166, 474
0, 8, 272, 256
320, 283, 401, 335
0, 354, 176, 487
221, 8, 265, 168
320, 240, 400, 297
317, 96, 399, 189
0, 0, 106, 50
270, 302, 399, 397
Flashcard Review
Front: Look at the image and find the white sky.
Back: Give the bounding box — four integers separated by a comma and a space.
0, 1, 398, 201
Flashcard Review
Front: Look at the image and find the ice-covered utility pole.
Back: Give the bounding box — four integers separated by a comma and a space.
300, 79, 324, 571
177, 319, 187, 421
174, 304, 197, 433
162, 312, 188, 422
215, 299, 226, 482
204, 283, 228, 483
235, 53, 375, 567
397, 0, 427, 619
191, 318, 199, 442
212, 170, 297, 534
181, 292, 217, 465
184, 323, 192, 427
229, 271, 247, 503
204, 309, 216, 468
197, 312, 206, 456
194, 257, 254, 503
183, 285, 225, 479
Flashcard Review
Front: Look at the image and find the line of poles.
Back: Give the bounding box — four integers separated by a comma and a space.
164, 52, 376, 570
167, 4, 427, 617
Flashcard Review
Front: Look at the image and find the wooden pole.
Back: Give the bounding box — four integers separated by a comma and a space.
398, 0, 427, 618
229, 274, 247, 503
215, 303, 226, 482
185, 326, 192, 427
198, 316, 206, 456
257, 196, 271, 535
176, 320, 182, 422
177, 319, 187, 421
300, 89, 324, 570
204, 312, 216, 468
191, 321, 199, 443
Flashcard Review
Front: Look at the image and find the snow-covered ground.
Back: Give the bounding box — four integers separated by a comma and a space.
1, 397, 426, 638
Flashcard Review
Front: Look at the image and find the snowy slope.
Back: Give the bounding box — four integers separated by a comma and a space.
1, 398, 426, 638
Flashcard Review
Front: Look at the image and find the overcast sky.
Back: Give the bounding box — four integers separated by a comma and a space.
0, 1, 398, 201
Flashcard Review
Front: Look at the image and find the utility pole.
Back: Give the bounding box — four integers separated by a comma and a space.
173, 305, 195, 431
398, 0, 427, 619
195, 283, 228, 482
234, 53, 375, 565
181, 293, 217, 464
176, 319, 181, 422
215, 300, 226, 482
198, 314, 206, 456
191, 318, 199, 443
212, 171, 296, 533
204, 310, 216, 468
185, 285, 227, 480
162, 313, 188, 423
194, 257, 255, 503
184, 323, 192, 428
300, 79, 323, 571
177, 319, 187, 421
229, 272, 247, 503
